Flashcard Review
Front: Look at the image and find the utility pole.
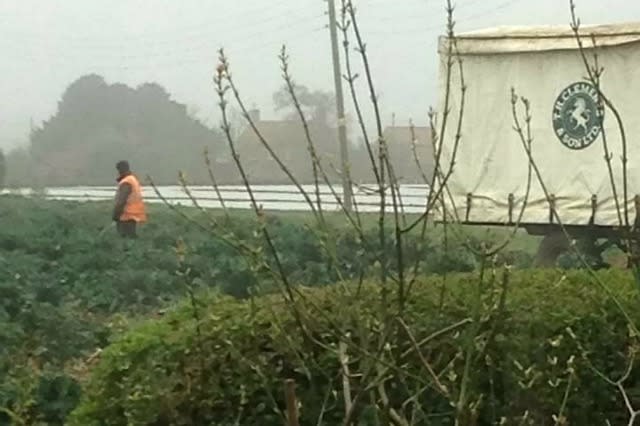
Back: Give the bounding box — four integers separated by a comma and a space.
326, 0, 353, 211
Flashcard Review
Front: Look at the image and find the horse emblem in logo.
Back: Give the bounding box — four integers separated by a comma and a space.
552, 82, 603, 150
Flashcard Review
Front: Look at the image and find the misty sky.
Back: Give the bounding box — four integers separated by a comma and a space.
2, 0, 639, 151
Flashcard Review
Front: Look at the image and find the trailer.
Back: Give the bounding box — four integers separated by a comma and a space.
435, 22, 640, 266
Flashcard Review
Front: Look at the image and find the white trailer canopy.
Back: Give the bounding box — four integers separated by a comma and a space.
436, 23, 640, 227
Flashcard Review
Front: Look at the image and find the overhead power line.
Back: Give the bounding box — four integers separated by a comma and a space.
0, 0, 302, 46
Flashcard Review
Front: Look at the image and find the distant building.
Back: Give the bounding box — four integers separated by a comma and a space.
351, 126, 434, 185
233, 110, 435, 185
234, 109, 340, 184
384, 125, 434, 184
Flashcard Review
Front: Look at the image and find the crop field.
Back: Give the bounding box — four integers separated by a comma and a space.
0, 195, 635, 425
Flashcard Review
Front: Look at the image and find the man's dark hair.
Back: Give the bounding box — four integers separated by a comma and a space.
116, 160, 130, 173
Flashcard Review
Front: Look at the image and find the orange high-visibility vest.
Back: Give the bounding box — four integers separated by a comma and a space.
119, 174, 147, 222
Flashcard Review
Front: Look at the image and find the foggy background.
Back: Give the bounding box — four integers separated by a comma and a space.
2, 0, 639, 151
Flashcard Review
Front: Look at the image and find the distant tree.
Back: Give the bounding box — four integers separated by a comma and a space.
58, 74, 109, 121
11, 74, 230, 186
273, 84, 336, 126
3, 147, 35, 187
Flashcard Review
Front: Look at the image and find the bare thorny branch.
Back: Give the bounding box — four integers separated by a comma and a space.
278, 46, 359, 233
203, 146, 229, 218
145, 0, 541, 423
569, 0, 629, 230
511, 89, 639, 336
213, 45, 449, 424
403, 0, 466, 237
511, 39, 640, 418
278, 46, 325, 224
214, 52, 313, 347
568, 327, 640, 425
402, 0, 471, 306
340, 1, 393, 314
569, 2, 640, 297
222, 59, 322, 224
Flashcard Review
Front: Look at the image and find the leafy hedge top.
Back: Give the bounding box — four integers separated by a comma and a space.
69, 269, 640, 425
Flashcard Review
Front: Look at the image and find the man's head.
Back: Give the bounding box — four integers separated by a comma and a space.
116, 160, 131, 177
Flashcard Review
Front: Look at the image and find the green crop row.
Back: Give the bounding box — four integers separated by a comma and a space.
0, 196, 535, 424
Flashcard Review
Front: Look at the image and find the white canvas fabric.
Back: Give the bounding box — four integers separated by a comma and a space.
436, 22, 640, 226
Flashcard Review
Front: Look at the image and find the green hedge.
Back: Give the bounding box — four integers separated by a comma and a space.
69, 269, 640, 425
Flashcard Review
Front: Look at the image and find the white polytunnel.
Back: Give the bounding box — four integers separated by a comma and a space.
435, 22, 640, 227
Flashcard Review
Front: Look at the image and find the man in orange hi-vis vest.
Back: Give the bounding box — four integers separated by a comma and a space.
112, 160, 147, 238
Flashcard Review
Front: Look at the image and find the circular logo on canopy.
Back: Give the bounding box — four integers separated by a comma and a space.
552, 82, 603, 150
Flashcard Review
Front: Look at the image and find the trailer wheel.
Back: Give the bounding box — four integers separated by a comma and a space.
575, 237, 615, 270
533, 231, 572, 268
